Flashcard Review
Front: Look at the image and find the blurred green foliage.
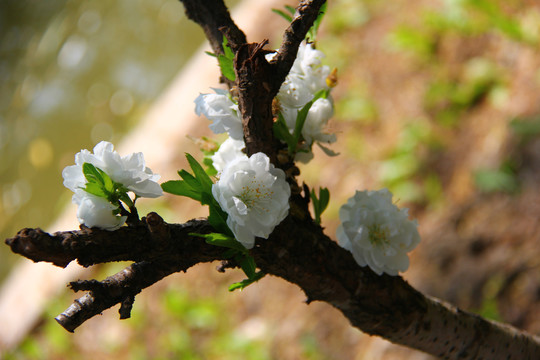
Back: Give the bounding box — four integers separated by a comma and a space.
383, 0, 538, 200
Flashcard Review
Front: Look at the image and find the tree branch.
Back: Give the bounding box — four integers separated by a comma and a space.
234, 0, 326, 160
6, 211, 540, 358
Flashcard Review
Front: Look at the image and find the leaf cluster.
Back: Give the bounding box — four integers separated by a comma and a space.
162, 154, 264, 291
162, 154, 229, 235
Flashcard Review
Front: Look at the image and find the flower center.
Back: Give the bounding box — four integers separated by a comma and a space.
368, 223, 389, 247
238, 180, 273, 212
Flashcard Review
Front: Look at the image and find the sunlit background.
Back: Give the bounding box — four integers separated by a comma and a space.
2, 0, 540, 359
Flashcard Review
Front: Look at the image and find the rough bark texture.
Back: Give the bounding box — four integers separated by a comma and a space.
4, 0, 540, 359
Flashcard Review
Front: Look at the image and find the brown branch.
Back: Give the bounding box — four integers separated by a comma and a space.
6, 212, 540, 358
56, 261, 172, 332
234, 0, 327, 160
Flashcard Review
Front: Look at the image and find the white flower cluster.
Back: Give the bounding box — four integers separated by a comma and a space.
336, 189, 420, 276
195, 42, 336, 164
272, 42, 337, 161
62, 141, 162, 230
212, 153, 290, 249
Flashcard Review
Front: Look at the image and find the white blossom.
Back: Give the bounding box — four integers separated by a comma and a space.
274, 42, 331, 108
62, 141, 162, 198
212, 153, 291, 249
268, 42, 336, 161
282, 97, 336, 147
336, 189, 420, 276
211, 138, 247, 173
194, 88, 243, 140
73, 190, 127, 230
62, 141, 162, 229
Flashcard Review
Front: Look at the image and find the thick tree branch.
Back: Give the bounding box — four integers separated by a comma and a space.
6, 212, 540, 358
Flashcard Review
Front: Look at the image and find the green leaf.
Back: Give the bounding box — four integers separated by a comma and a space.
273, 112, 296, 150
218, 55, 235, 81
237, 254, 257, 278
161, 180, 202, 201
290, 89, 328, 152
284, 5, 295, 14
228, 271, 265, 292
203, 193, 232, 236
316, 142, 339, 157
99, 169, 115, 193
83, 182, 108, 198
178, 169, 202, 194
203, 157, 218, 177
272, 8, 293, 22
82, 162, 104, 185
118, 192, 134, 209
292, 100, 314, 148
310, 187, 330, 224
217, 36, 236, 81
306, 3, 327, 42
186, 153, 213, 193
191, 232, 246, 252
318, 187, 330, 211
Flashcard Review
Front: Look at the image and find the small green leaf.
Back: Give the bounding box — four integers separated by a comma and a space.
310, 187, 330, 224
218, 55, 236, 81
203, 157, 218, 177
99, 169, 115, 193
318, 187, 330, 211
178, 169, 203, 195
83, 182, 108, 198
119, 192, 134, 209
82, 162, 104, 185
293, 88, 329, 144
203, 193, 232, 236
191, 232, 246, 252
186, 153, 214, 193
272, 8, 293, 22
228, 271, 265, 292
316, 142, 339, 157
161, 180, 202, 201
306, 3, 327, 42
205, 51, 217, 58
223, 37, 234, 59
284, 5, 295, 15
273, 112, 296, 149
292, 100, 315, 148
217, 36, 236, 81
237, 254, 257, 279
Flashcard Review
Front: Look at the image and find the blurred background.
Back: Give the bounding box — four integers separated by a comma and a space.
2, 0, 540, 359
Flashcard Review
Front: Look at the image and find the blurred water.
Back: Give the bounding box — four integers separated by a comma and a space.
0, 0, 207, 279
